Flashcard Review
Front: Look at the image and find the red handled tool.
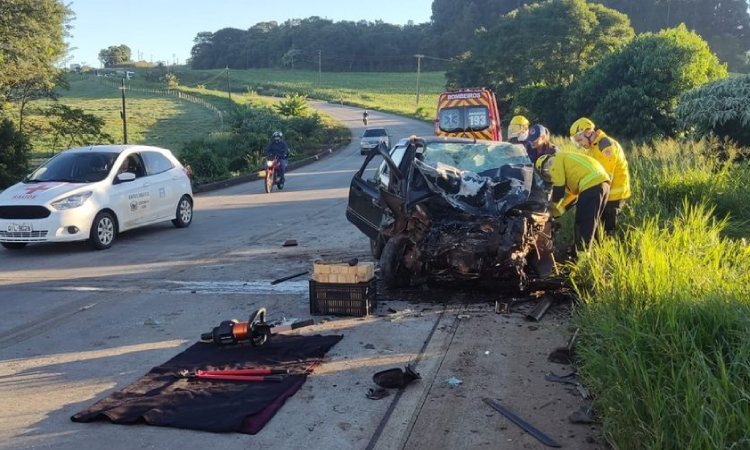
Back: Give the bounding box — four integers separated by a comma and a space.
177, 368, 288, 382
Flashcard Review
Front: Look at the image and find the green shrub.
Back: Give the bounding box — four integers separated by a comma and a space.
511, 84, 567, 134
179, 139, 230, 181
566, 24, 727, 140
273, 94, 309, 117
0, 119, 31, 189
676, 74, 750, 147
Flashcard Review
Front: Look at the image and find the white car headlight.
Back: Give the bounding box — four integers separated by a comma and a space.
51, 191, 93, 210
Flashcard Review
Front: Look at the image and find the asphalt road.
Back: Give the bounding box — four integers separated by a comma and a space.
0, 103, 600, 450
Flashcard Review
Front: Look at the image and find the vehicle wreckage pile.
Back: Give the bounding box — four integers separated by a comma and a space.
348, 137, 555, 292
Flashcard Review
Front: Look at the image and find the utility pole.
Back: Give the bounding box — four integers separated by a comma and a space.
415, 54, 425, 105
120, 79, 128, 144
318, 49, 322, 83
226, 67, 231, 100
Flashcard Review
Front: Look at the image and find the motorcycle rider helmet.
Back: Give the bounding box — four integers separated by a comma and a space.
534, 154, 554, 183
272, 131, 283, 143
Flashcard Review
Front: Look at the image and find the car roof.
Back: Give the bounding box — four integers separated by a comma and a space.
62, 145, 172, 155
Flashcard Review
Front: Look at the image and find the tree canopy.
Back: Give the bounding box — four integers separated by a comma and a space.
98, 45, 132, 67
446, 0, 635, 112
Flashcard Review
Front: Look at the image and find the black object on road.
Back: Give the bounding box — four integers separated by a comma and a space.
373, 365, 421, 389
526, 294, 556, 322
271, 271, 309, 285
482, 398, 561, 448
548, 328, 579, 364
72, 334, 343, 434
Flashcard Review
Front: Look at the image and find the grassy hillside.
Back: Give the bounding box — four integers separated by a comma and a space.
22, 77, 221, 156
164, 68, 446, 121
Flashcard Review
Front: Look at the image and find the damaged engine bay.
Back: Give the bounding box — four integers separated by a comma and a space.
378, 139, 554, 291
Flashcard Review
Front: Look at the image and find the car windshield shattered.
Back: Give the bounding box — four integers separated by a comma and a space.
414, 141, 537, 216
25, 152, 119, 184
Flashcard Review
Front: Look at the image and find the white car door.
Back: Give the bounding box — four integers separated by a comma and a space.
111, 153, 154, 230
141, 151, 176, 220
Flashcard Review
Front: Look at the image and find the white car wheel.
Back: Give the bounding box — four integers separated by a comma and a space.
90, 211, 117, 250
172, 195, 193, 228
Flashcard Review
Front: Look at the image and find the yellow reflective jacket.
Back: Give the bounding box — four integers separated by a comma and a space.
588, 131, 631, 201
549, 152, 610, 217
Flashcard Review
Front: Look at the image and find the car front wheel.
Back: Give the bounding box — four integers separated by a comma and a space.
172, 195, 193, 228
1, 242, 27, 250
379, 236, 411, 288
90, 211, 117, 250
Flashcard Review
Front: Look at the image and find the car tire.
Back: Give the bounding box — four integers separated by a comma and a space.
90, 211, 117, 250
1, 242, 27, 250
370, 235, 385, 259
172, 195, 193, 228
379, 236, 411, 288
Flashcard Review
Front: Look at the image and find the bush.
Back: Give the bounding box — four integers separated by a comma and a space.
179, 139, 230, 181
273, 94, 309, 117
0, 119, 31, 189
566, 24, 727, 140
676, 74, 750, 147
511, 84, 567, 134
163, 73, 179, 89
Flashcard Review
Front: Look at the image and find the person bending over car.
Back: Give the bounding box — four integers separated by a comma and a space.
535, 153, 610, 252
264, 131, 290, 183
525, 124, 557, 164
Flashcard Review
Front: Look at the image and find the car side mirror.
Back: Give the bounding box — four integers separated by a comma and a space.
116, 172, 136, 183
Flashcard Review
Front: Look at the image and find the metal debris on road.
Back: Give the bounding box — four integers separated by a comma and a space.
569, 404, 596, 424
366, 387, 391, 400
271, 271, 309, 285
544, 372, 578, 386
282, 240, 298, 247
548, 328, 579, 365
526, 294, 556, 322
482, 398, 562, 448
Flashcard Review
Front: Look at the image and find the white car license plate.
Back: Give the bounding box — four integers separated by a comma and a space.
8, 222, 32, 233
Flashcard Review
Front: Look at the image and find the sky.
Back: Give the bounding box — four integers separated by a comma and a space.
66, 0, 434, 67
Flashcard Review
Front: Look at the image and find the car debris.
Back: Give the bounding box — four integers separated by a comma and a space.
569, 404, 596, 424
548, 328, 579, 365
373, 365, 421, 389
282, 239, 298, 247
526, 294, 556, 322
482, 398, 561, 448
544, 371, 578, 386
346, 137, 554, 291
366, 387, 391, 400
271, 270, 309, 285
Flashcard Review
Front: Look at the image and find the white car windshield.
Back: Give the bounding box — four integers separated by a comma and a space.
422, 142, 530, 173
26, 152, 119, 183
363, 129, 387, 138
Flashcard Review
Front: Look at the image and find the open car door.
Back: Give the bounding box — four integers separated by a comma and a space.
346, 144, 402, 240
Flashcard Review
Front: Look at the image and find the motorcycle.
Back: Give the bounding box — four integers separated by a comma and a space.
264, 156, 285, 193
363, 113, 369, 126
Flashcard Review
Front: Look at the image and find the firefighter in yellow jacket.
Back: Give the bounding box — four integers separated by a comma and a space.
535, 153, 610, 250
569, 118, 631, 233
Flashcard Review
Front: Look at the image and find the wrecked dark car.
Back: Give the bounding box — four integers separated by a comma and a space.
346, 137, 554, 291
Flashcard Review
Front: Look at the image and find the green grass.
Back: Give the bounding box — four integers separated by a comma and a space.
567, 138, 750, 449
165, 68, 446, 121
22, 77, 221, 156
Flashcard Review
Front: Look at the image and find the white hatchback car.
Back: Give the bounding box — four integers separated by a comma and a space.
0, 145, 194, 250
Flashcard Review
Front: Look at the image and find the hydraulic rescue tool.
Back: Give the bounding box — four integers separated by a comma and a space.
200, 308, 315, 347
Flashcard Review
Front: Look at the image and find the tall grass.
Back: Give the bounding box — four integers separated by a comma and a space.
570, 138, 750, 449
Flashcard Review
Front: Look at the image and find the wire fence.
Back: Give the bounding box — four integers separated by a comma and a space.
96, 77, 224, 126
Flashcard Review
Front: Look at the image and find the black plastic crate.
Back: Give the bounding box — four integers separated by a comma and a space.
309, 279, 377, 317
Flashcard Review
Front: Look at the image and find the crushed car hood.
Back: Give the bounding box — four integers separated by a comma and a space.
413, 159, 534, 216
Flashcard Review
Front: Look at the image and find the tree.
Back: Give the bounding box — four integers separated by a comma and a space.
98, 45, 132, 67
45, 104, 115, 150
447, 0, 635, 113
566, 24, 727, 140
0, 119, 31, 189
677, 74, 750, 147
0, 0, 71, 105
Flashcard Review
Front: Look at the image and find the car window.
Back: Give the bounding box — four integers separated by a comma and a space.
363, 128, 387, 138
117, 154, 147, 179
26, 152, 119, 183
142, 151, 174, 175
377, 145, 407, 188
422, 142, 529, 173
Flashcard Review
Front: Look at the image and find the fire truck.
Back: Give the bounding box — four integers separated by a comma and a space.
434, 89, 503, 141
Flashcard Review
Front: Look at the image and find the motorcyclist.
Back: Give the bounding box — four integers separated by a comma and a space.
264, 131, 290, 184
363, 110, 369, 125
